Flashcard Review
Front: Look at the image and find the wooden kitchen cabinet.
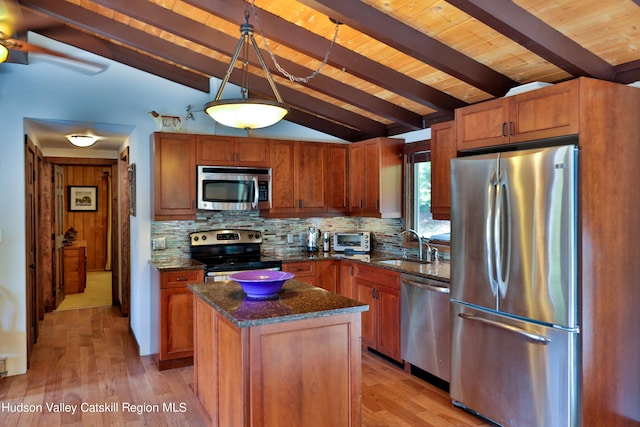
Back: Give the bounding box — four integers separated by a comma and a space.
430, 120, 456, 220
153, 267, 204, 370
282, 260, 338, 293
152, 132, 197, 220
326, 143, 349, 214
353, 264, 401, 361
269, 140, 327, 216
338, 260, 356, 298
63, 241, 86, 294
456, 80, 579, 151
196, 135, 270, 167
349, 137, 403, 218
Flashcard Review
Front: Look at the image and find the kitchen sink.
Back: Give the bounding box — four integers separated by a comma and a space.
377, 259, 429, 266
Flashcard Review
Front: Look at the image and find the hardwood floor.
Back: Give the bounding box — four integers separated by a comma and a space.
0, 306, 488, 426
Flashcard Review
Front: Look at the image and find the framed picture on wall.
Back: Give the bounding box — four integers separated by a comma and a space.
69, 186, 98, 211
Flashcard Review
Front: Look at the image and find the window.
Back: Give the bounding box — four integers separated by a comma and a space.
412, 161, 450, 238
403, 140, 450, 240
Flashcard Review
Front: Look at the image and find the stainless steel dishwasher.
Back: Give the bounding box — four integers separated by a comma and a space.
401, 273, 450, 382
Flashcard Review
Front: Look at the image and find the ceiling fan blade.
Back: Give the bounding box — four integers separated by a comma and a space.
4, 37, 107, 74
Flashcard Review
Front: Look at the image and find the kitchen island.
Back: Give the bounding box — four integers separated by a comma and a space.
189, 280, 368, 427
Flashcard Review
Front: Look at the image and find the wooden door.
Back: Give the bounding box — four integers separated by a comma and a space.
269, 140, 297, 212
196, 135, 235, 165
315, 260, 337, 293
233, 137, 270, 167
509, 80, 579, 142
53, 165, 65, 308
296, 142, 326, 213
363, 140, 380, 213
455, 98, 509, 150
349, 142, 365, 212
326, 144, 349, 214
377, 284, 401, 361
153, 133, 196, 219
355, 279, 377, 349
24, 138, 38, 364
430, 120, 456, 220
161, 287, 194, 360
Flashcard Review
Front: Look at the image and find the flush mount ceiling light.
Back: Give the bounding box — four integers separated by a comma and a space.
204, 10, 288, 130
66, 134, 98, 147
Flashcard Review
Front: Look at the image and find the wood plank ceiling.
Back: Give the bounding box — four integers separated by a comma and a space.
9, 0, 640, 141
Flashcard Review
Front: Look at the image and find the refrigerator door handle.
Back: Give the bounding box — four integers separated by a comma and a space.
458, 313, 550, 344
495, 168, 512, 298
485, 168, 499, 296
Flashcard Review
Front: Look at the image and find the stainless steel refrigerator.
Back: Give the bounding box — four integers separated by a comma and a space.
450, 144, 579, 427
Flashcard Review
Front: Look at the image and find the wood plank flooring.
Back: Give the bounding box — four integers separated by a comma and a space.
0, 306, 488, 426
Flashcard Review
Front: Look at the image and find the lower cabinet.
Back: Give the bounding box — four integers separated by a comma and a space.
352, 264, 401, 361
153, 268, 204, 370
282, 260, 338, 293
193, 297, 363, 426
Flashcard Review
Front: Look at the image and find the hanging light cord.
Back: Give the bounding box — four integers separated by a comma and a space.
250, 0, 340, 84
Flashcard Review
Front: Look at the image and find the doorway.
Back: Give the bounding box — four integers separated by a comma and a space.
34, 157, 122, 315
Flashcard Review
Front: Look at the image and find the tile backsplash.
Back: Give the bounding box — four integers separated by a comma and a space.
150, 211, 410, 264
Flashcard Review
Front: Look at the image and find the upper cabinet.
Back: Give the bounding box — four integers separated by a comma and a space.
456, 80, 579, 151
152, 133, 197, 220
267, 141, 349, 217
430, 120, 456, 220
269, 140, 327, 216
196, 135, 270, 167
349, 137, 403, 218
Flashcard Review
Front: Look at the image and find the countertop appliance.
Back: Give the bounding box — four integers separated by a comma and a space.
333, 232, 370, 253
190, 229, 281, 282
306, 226, 320, 252
450, 144, 579, 427
197, 166, 271, 211
401, 274, 450, 382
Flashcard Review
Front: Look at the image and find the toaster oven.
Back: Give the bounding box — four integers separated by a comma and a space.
333, 232, 371, 253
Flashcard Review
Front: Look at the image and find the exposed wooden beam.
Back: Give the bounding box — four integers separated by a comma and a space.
299, 0, 517, 98
184, 0, 468, 114
614, 59, 640, 84
446, 0, 614, 81
20, 0, 384, 140
92, 0, 422, 130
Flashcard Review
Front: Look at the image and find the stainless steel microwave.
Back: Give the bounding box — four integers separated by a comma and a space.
197, 166, 271, 211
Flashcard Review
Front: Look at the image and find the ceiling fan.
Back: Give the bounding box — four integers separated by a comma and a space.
0, 0, 106, 73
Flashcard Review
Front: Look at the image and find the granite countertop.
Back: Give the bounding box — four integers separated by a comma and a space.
150, 259, 205, 272
274, 251, 450, 283
150, 251, 450, 282
189, 280, 368, 328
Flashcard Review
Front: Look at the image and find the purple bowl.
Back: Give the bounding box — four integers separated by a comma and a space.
229, 270, 295, 299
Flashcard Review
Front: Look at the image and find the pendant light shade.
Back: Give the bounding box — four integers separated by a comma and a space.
0, 44, 8, 63
204, 98, 288, 129
204, 12, 288, 130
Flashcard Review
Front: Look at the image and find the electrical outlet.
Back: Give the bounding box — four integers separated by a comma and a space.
286, 233, 294, 244
152, 237, 166, 250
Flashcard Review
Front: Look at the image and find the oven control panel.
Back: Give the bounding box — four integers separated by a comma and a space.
190, 229, 263, 246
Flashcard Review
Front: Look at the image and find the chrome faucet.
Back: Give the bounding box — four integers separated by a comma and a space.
401, 229, 428, 261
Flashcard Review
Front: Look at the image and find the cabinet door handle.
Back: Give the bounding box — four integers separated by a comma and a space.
502, 122, 507, 137
509, 121, 515, 136
175, 277, 188, 281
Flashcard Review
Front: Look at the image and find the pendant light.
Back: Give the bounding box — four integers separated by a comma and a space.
204, 10, 288, 130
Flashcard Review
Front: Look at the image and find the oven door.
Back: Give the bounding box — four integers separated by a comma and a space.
197, 167, 271, 211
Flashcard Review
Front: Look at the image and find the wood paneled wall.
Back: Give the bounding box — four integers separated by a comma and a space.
63, 165, 112, 271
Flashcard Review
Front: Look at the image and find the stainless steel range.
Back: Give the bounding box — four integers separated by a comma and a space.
189, 229, 281, 282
